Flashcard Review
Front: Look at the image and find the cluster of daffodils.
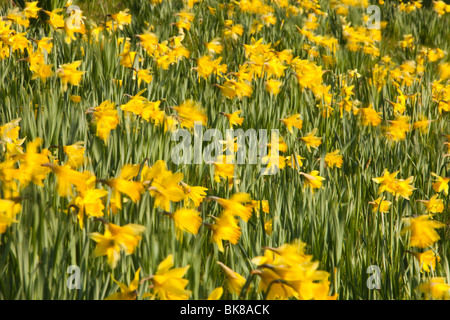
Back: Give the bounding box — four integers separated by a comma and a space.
370, 166, 449, 297
251, 241, 337, 300
1, 0, 449, 301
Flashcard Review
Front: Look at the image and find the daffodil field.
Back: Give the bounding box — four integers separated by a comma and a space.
0, 0, 449, 301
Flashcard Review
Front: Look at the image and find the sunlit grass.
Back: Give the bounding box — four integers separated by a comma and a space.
0, 0, 449, 300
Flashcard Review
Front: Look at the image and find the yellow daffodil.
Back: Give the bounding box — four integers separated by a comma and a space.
105, 268, 140, 300
369, 197, 391, 213
419, 277, 450, 300
217, 261, 248, 296
402, 215, 445, 248
220, 110, 244, 128
280, 114, 303, 134
300, 170, 325, 193
300, 128, 322, 152
417, 195, 444, 213
431, 173, 449, 195
57, 61, 85, 91
324, 150, 343, 169
145, 254, 191, 300
409, 250, 440, 273
169, 208, 202, 235
90, 222, 145, 268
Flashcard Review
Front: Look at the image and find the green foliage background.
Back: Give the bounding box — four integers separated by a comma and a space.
0, 0, 449, 300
